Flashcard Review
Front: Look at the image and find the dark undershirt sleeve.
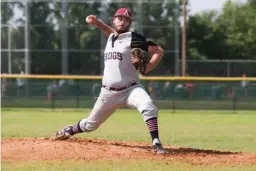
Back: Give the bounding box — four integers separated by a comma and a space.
130, 32, 157, 52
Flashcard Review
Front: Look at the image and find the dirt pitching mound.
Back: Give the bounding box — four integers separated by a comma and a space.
2, 138, 256, 165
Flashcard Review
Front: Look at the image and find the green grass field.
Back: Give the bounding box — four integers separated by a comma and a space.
2, 108, 256, 171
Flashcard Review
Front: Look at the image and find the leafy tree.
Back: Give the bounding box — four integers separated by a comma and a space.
28, 1, 59, 74
218, 0, 256, 59
2, 0, 182, 75
1, 2, 23, 73
58, 2, 102, 75
187, 0, 256, 60
186, 0, 256, 76
187, 10, 226, 60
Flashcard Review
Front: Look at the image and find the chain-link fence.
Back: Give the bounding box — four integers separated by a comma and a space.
185, 60, 256, 77
2, 0, 256, 77
1, 0, 180, 76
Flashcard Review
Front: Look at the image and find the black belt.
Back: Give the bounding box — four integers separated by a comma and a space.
102, 82, 137, 91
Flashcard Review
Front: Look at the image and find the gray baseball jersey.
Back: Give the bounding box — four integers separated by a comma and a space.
79, 31, 159, 132
102, 31, 157, 88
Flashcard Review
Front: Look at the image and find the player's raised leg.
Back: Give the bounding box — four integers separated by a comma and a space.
51, 88, 122, 140
125, 85, 167, 154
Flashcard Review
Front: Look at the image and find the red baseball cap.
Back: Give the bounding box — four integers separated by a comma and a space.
114, 8, 133, 20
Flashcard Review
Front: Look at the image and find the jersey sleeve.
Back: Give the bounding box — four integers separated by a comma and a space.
130, 32, 157, 52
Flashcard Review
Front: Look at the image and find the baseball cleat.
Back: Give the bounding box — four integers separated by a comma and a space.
51, 125, 73, 140
152, 143, 168, 154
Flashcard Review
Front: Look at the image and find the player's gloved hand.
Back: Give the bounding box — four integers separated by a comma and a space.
86, 15, 98, 25
131, 48, 148, 75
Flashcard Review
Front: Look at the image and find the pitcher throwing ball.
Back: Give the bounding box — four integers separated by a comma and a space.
51, 8, 167, 154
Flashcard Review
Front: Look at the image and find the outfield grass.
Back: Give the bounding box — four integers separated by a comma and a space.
1, 109, 256, 171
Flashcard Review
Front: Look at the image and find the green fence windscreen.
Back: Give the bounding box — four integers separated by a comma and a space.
1, 78, 256, 110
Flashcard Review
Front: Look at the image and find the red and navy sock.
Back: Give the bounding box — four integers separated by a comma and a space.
145, 117, 160, 144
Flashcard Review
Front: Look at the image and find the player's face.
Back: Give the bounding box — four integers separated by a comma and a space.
113, 16, 131, 34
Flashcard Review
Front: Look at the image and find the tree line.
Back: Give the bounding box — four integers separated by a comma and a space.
1, 0, 256, 76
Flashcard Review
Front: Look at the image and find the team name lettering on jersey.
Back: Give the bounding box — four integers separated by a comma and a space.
104, 52, 123, 61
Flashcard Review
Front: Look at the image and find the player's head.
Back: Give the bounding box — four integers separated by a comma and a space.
112, 8, 133, 34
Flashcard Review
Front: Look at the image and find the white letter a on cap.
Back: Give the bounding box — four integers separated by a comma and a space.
124, 10, 129, 17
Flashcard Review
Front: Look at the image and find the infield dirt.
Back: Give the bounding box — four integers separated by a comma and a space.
2, 138, 256, 165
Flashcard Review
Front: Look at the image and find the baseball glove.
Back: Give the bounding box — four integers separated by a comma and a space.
131, 48, 148, 75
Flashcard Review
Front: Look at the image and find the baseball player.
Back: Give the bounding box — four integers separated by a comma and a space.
51, 8, 167, 154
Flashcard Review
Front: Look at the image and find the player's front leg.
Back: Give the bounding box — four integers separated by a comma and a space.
51, 89, 120, 140
51, 109, 118, 141
50, 118, 93, 140
51, 109, 119, 141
